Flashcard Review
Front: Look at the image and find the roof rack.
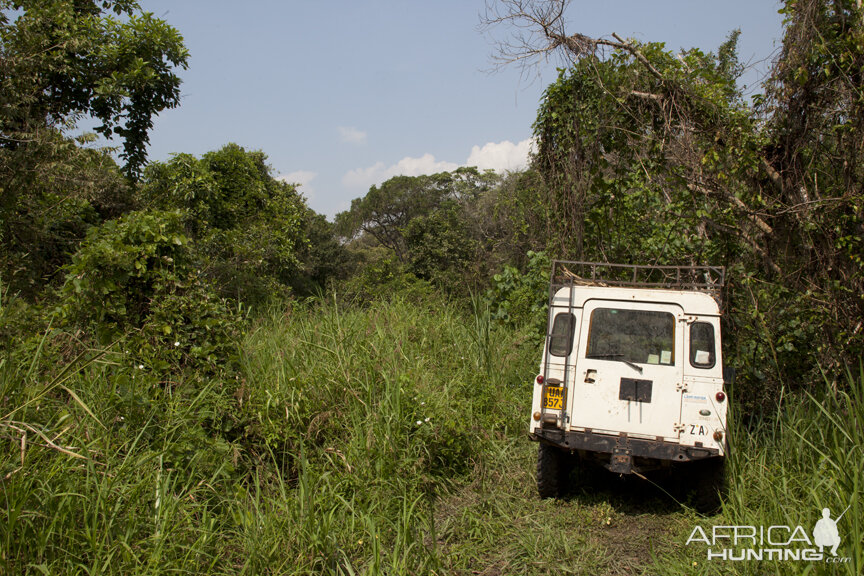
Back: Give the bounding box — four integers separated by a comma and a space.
550, 260, 725, 302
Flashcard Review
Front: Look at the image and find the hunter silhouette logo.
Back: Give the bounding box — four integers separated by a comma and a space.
686, 504, 852, 563
813, 506, 849, 557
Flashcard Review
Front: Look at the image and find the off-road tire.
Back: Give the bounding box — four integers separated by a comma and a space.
537, 443, 570, 499
692, 457, 726, 513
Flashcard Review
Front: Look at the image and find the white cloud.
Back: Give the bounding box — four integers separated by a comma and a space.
466, 138, 534, 172
341, 137, 534, 192
279, 170, 318, 200
342, 153, 460, 189
280, 170, 317, 186
338, 126, 367, 145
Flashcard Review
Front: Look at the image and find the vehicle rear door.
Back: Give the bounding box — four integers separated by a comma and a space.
566, 300, 684, 440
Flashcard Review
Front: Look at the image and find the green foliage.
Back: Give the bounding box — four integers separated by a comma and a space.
340, 247, 435, 305
60, 210, 190, 332
336, 168, 512, 296
10, 287, 861, 574
0, 0, 185, 294
757, 0, 864, 371
0, 293, 541, 574
137, 152, 219, 234
534, 36, 755, 264
3, 0, 864, 571
336, 167, 497, 261
0, 0, 189, 178
485, 250, 550, 330
530, 15, 863, 406
140, 144, 327, 304
0, 130, 131, 295
404, 200, 480, 295
0, 347, 243, 575
198, 144, 272, 230
656, 367, 864, 576
59, 209, 240, 374
290, 210, 350, 295
484, 169, 549, 265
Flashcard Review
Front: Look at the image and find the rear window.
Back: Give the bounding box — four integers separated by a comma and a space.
548, 313, 576, 357
586, 308, 675, 366
689, 322, 716, 368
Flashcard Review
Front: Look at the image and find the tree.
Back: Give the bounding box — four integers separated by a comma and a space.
0, 133, 130, 293
140, 144, 313, 305
0, 0, 188, 294
531, 37, 759, 265
335, 167, 498, 263
0, 0, 189, 179
404, 199, 480, 294
483, 0, 864, 404
335, 167, 504, 296
758, 0, 864, 370
289, 209, 350, 296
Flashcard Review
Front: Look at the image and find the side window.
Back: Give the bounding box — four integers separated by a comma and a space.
690, 322, 716, 368
549, 313, 576, 357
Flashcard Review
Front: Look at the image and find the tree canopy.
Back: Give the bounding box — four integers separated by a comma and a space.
0, 0, 189, 294
0, 0, 189, 178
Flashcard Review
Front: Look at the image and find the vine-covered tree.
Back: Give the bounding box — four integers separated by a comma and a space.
483, 0, 864, 405
140, 144, 315, 304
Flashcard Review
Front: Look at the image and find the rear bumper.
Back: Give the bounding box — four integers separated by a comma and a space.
530, 427, 720, 472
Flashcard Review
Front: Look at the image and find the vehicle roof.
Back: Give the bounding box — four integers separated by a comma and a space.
551, 285, 721, 316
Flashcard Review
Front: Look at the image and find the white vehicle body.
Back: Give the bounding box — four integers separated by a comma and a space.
530, 262, 728, 475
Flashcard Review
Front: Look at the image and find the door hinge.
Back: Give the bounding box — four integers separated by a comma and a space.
676, 382, 688, 392
673, 423, 686, 433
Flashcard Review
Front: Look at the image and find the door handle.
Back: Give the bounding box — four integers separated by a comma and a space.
584, 369, 596, 384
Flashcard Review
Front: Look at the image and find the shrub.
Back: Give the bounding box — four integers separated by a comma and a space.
485, 250, 550, 329
60, 210, 240, 375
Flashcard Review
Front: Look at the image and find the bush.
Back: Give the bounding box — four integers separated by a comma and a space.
60, 209, 240, 375
140, 144, 315, 307
340, 248, 435, 305
60, 210, 190, 333
485, 250, 550, 330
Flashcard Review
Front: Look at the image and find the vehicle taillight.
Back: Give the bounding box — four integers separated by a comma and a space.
716, 391, 726, 403
536, 374, 544, 385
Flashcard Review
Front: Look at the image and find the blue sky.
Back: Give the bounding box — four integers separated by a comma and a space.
136, 1, 785, 219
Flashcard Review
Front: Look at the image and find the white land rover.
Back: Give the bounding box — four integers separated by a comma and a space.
529, 261, 730, 502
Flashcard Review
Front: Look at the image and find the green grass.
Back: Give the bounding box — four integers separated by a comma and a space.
1, 294, 861, 575
653, 367, 864, 575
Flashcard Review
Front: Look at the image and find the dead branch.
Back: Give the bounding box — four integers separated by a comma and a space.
630, 91, 664, 101
482, 0, 666, 80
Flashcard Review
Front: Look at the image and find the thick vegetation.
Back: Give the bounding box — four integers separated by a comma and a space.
1, 0, 862, 574
2, 293, 861, 574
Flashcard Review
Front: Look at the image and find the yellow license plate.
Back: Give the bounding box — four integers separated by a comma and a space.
542, 386, 565, 410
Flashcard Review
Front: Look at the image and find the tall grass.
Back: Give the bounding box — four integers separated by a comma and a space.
655, 366, 864, 575
2, 289, 861, 575
729, 367, 862, 574
235, 295, 537, 573
0, 294, 538, 574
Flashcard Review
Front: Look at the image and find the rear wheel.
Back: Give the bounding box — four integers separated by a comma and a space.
537, 443, 571, 499
692, 457, 726, 513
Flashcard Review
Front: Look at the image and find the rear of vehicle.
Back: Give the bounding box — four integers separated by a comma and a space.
529, 262, 729, 500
